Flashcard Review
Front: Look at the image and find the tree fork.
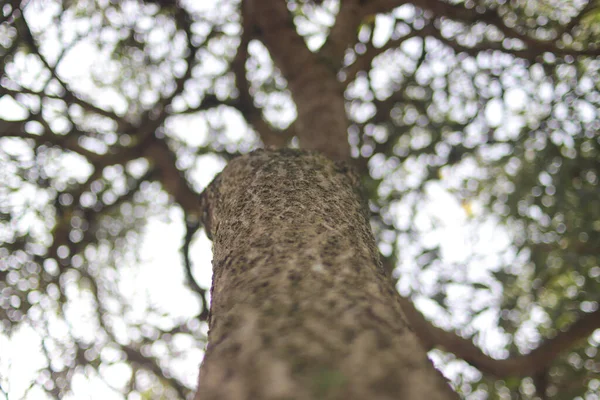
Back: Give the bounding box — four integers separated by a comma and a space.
195, 149, 456, 400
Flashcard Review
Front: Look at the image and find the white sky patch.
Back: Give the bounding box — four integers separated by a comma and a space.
0, 324, 47, 399
190, 154, 227, 190
576, 99, 596, 123
485, 98, 504, 127
372, 15, 394, 48
222, 108, 251, 142
137, 207, 211, 319
538, 82, 554, 102
0, 96, 29, 120
393, 4, 415, 21
504, 87, 527, 111
166, 114, 209, 147
65, 371, 125, 400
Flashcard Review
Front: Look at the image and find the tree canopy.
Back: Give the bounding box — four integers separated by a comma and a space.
0, 0, 599, 398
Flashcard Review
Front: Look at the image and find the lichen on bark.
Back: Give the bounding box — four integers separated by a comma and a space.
196, 149, 456, 400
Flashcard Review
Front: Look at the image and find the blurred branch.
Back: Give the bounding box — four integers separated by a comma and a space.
143, 136, 201, 216
559, 0, 597, 37
182, 218, 209, 321
0, 27, 20, 70
398, 294, 600, 378
0, 111, 112, 162
121, 345, 188, 399
425, 23, 599, 62
342, 29, 422, 87
249, 0, 323, 86
151, 5, 202, 116
77, 265, 191, 399
418, 0, 552, 49
15, 14, 135, 131
6, 16, 209, 223
39, 337, 67, 399
10, 1, 206, 274
0, 0, 21, 25
172, 93, 235, 115
319, 0, 362, 69
533, 369, 550, 400
46, 165, 155, 277
230, 4, 294, 148
352, 46, 445, 175
249, 0, 351, 159
366, 0, 600, 59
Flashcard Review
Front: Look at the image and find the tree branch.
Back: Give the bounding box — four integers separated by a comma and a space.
231, 8, 294, 148
181, 218, 209, 321
398, 295, 600, 378
150, 5, 203, 116
424, 22, 600, 62
78, 264, 191, 400
0, 111, 118, 162
319, 0, 362, 69
121, 345, 188, 399
248, 0, 350, 160
342, 29, 422, 87
16, 14, 135, 131
248, 0, 325, 84
559, 0, 597, 37
142, 135, 201, 216
365, 0, 600, 59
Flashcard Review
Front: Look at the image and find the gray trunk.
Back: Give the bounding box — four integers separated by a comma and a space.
196, 149, 457, 400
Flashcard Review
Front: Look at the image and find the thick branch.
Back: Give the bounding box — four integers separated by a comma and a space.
398, 297, 600, 378
319, 0, 362, 69
248, 1, 350, 160
142, 136, 201, 216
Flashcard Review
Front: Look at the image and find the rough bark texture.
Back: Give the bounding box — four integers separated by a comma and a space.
195, 149, 457, 400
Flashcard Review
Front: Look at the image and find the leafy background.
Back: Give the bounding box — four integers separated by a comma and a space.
0, 0, 599, 398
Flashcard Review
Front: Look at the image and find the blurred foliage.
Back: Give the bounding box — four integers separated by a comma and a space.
0, 0, 599, 399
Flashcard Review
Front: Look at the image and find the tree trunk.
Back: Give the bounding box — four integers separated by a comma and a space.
195, 149, 457, 400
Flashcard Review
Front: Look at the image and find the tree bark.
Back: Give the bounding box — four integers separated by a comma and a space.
195, 149, 457, 400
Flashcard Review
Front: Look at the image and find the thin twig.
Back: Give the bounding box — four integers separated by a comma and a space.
181, 217, 210, 321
